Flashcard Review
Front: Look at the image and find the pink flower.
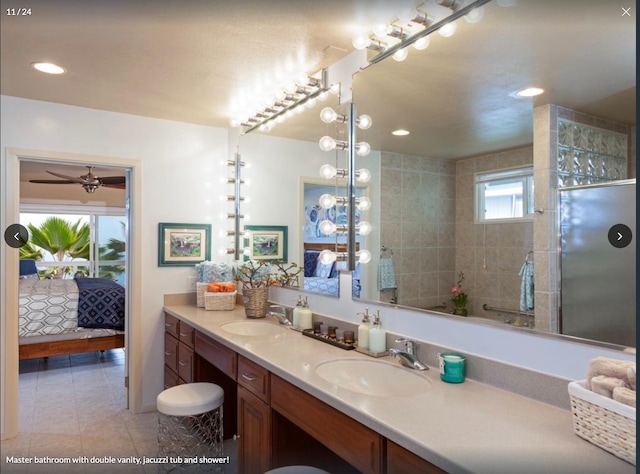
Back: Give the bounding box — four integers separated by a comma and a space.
450, 286, 463, 296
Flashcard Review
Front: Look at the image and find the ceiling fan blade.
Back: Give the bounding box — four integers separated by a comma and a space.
102, 182, 126, 189
46, 170, 86, 184
30, 179, 77, 184
98, 176, 126, 185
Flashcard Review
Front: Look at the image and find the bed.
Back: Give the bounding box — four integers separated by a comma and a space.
303, 243, 361, 297
18, 276, 125, 360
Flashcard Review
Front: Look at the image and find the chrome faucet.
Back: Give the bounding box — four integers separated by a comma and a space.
267, 305, 292, 326
389, 337, 428, 371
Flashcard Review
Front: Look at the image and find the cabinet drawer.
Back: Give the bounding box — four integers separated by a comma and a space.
195, 331, 237, 380
164, 333, 178, 372
165, 313, 180, 339
178, 343, 194, 383
164, 365, 179, 390
271, 375, 383, 474
178, 321, 195, 348
238, 355, 270, 402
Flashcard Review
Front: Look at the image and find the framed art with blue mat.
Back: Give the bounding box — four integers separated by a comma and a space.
244, 225, 288, 262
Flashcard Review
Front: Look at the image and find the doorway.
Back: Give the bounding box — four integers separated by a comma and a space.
2, 148, 142, 439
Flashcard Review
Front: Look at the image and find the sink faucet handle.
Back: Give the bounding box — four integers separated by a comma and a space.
395, 337, 419, 354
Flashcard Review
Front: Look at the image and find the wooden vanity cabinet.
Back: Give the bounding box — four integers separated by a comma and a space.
386, 440, 447, 474
164, 314, 194, 387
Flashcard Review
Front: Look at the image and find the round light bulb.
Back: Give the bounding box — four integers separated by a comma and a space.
258, 123, 267, 132
352, 31, 372, 50
229, 118, 241, 127
465, 5, 485, 23
329, 83, 340, 95
320, 107, 338, 123
438, 22, 457, 38
305, 97, 317, 109
243, 247, 251, 256
356, 141, 371, 156
357, 114, 372, 130
275, 114, 286, 123
319, 220, 337, 235
356, 168, 371, 183
319, 193, 337, 209
285, 81, 297, 94
358, 221, 372, 235
373, 23, 390, 37
218, 247, 229, 256
319, 164, 337, 179
320, 249, 336, 264
392, 48, 409, 62
357, 249, 372, 264
319, 136, 336, 152
295, 72, 309, 86
317, 91, 329, 102
356, 197, 371, 211
413, 36, 431, 51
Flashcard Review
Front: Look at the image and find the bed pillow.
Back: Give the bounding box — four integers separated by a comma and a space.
314, 261, 335, 279
304, 250, 320, 277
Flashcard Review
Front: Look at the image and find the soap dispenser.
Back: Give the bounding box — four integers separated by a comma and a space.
368, 310, 386, 353
299, 296, 313, 330
357, 308, 371, 350
292, 296, 303, 328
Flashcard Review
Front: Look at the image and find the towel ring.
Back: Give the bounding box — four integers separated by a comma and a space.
380, 245, 394, 258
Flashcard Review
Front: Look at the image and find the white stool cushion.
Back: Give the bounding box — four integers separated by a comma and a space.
157, 382, 224, 416
265, 467, 330, 474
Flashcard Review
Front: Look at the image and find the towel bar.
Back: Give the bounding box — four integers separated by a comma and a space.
482, 304, 534, 317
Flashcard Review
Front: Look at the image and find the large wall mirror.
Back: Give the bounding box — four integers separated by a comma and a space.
351, 0, 636, 349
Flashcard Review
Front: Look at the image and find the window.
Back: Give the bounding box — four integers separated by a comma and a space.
475, 167, 534, 222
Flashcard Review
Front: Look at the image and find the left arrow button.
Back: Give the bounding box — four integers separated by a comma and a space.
4, 224, 29, 248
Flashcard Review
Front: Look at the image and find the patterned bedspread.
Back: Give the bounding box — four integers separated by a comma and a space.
19, 278, 125, 337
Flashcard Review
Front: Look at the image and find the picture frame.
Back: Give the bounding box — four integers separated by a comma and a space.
158, 223, 211, 266
244, 225, 288, 262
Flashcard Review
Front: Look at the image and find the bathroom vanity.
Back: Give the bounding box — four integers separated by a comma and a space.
163, 302, 634, 474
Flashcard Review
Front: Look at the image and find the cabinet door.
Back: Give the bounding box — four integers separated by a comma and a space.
178, 320, 195, 348
238, 386, 271, 474
164, 333, 178, 373
165, 313, 179, 339
386, 440, 447, 474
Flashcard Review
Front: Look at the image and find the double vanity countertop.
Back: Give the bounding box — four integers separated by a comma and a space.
163, 303, 634, 474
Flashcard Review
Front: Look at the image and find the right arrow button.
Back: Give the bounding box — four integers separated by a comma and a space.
608, 224, 632, 248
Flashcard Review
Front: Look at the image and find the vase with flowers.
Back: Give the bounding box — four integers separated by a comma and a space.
450, 271, 468, 316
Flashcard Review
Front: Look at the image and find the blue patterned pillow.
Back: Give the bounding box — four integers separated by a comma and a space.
314, 261, 334, 278
304, 250, 320, 277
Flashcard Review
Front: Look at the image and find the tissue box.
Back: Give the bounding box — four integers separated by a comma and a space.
568, 379, 636, 465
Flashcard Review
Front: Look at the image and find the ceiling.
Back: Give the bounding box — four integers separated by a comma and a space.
2, 0, 636, 166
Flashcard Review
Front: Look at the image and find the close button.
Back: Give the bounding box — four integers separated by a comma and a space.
607, 224, 632, 249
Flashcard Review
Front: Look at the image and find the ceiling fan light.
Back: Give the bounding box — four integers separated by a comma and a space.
516, 87, 544, 97
31, 62, 66, 74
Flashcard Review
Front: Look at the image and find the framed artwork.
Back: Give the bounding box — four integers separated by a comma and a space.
244, 225, 288, 262
158, 223, 211, 266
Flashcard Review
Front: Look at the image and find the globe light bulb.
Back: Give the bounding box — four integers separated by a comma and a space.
320, 249, 336, 264
465, 5, 485, 23
356, 197, 372, 211
413, 36, 431, 51
329, 83, 340, 95
319, 193, 337, 209
356, 141, 371, 156
319, 220, 337, 235
357, 249, 372, 264
358, 221, 372, 235
356, 168, 371, 183
243, 247, 251, 256
258, 123, 267, 132
373, 23, 390, 37
319, 164, 337, 179
317, 91, 329, 102
320, 107, 338, 123
219, 247, 230, 256
305, 97, 316, 109
295, 72, 309, 86
319, 136, 336, 152
392, 48, 408, 62
352, 31, 372, 50
229, 118, 241, 127
357, 114, 372, 130
438, 22, 457, 38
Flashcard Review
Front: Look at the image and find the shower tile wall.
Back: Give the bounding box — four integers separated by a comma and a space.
379, 151, 455, 309
455, 147, 534, 322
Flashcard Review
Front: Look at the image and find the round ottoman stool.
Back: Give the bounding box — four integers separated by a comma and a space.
157, 382, 224, 473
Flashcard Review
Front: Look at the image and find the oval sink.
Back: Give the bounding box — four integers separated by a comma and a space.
220, 321, 287, 337
315, 358, 431, 397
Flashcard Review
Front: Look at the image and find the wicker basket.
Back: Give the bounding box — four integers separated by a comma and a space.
242, 287, 269, 318
204, 291, 236, 311
196, 282, 209, 308
568, 380, 636, 465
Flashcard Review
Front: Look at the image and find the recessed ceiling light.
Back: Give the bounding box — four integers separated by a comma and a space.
516, 87, 544, 97
392, 129, 410, 136
31, 62, 66, 75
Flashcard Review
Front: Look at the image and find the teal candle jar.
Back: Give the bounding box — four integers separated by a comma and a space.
437, 352, 466, 383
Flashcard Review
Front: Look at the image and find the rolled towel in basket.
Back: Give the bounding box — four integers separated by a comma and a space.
628, 367, 636, 391
591, 375, 629, 398
613, 386, 636, 408
586, 357, 636, 390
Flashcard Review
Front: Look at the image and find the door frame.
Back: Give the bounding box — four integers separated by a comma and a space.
1, 148, 142, 439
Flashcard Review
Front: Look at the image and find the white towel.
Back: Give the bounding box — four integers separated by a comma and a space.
377, 258, 397, 290
519, 261, 534, 311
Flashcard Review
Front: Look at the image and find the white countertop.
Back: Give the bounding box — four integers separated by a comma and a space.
163, 304, 635, 474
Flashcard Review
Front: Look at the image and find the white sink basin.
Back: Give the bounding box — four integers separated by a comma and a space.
315, 358, 431, 397
220, 321, 287, 337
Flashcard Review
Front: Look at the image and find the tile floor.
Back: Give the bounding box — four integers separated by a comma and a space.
0, 350, 237, 473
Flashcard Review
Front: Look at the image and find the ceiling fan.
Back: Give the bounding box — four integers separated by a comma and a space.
29, 166, 126, 194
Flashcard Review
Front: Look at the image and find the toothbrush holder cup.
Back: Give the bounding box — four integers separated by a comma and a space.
437, 352, 466, 383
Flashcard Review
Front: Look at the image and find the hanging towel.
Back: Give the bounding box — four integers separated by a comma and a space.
518, 260, 534, 311
377, 258, 397, 291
